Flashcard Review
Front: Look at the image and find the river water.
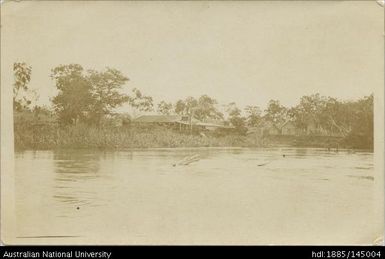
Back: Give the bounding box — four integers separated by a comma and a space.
14, 148, 377, 244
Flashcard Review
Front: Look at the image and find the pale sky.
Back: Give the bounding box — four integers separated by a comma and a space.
1, 1, 383, 112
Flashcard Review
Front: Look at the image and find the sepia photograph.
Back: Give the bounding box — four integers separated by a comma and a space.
1, 0, 384, 246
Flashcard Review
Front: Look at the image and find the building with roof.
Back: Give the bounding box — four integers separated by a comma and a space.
133, 114, 233, 133
134, 115, 184, 124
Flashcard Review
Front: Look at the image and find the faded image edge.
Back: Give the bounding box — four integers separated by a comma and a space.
1, 0, 384, 245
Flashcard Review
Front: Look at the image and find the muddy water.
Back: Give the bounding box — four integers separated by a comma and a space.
13, 148, 376, 244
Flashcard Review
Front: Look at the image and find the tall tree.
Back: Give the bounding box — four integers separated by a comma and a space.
226, 102, 247, 134
174, 95, 223, 121
51, 64, 131, 126
320, 97, 351, 135
13, 62, 36, 111
87, 68, 130, 125
245, 105, 262, 127
51, 64, 93, 125
157, 101, 173, 115
264, 100, 288, 125
195, 95, 224, 121
129, 88, 154, 113
291, 94, 350, 135
175, 99, 187, 115
343, 95, 373, 148
174, 97, 198, 116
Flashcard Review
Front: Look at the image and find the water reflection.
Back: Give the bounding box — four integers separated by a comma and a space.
52, 150, 104, 216
14, 148, 376, 244
294, 148, 308, 158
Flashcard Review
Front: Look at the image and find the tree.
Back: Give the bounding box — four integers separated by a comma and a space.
291, 94, 352, 135
87, 68, 130, 125
157, 101, 173, 115
320, 97, 351, 135
343, 95, 373, 149
194, 95, 224, 121
51, 64, 93, 125
226, 102, 241, 117
174, 97, 198, 116
226, 102, 247, 134
175, 99, 187, 115
51, 64, 131, 126
129, 88, 154, 113
245, 105, 261, 127
13, 62, 36, 111
174, 95, 223, 121
180, 97, 198, 116
264, 100, 288, 125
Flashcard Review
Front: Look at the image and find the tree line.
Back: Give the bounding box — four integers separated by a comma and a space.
13, 62, 373, 147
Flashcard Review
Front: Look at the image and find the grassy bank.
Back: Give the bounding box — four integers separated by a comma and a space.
263, 135, 373, 151
263, 135, 343, 148
14, 122, 372, 151
14, 123, 262, 150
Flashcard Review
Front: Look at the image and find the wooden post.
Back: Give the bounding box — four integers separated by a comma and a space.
189, 109, 195, 135
190, 113, 192, 135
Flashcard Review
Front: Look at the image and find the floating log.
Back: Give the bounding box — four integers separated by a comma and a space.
173, 154, 200, 166
257, 160, 273, 167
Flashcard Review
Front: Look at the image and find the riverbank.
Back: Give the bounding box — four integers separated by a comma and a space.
14, 123, 373, 151
14, 123, 261, 150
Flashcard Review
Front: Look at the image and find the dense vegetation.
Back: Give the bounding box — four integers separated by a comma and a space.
13, 62, 374, 150
14, 123, 262, 150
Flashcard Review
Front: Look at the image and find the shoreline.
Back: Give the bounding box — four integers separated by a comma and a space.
14, 145, 374, 153
14, 123, 374, 152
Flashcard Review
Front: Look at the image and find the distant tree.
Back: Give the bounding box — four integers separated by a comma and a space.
195, 95, 224, 121
320, 97, 351, 135
290, 94, 321, 132
174, 96, 198, 116
174, 95, 223, 121
129, 88, 154, 112
264, 100, 288, 125
245, 105, 262, 127
343, 95, 373, 148
157, 101, 173, 115
226, 102, 247, 134
291, 94, 351, 135
51, 64, 130, 126
13, 62, 37, 112
185, 96, 198, 115
289, 93, 375, 142
87, 68, 130, 125
51, 64, 93, 125
226, 102, 241, 118
175, 99, 187, 115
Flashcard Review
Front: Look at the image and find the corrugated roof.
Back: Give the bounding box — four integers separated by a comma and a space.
196, 122, 234, 129
134, 115, 233, 129
134, 115, 182, 123
178, 118, 202, 125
